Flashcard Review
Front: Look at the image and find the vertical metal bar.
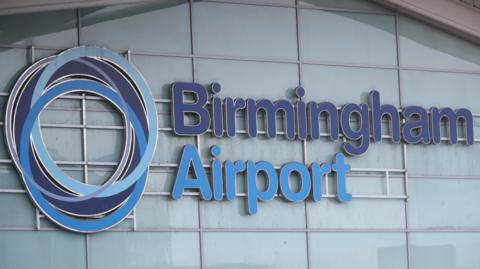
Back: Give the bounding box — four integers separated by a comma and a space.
189, 1, 204, 268
126, 50, 137, 232
31, 46, 40, 231
76, 9, 82, 46
295, 2, 311, 268
324, 173, 329, 196
394, 13, 411, 269
78, 6, 88, 185
30, 46, 35, 63
85, 233, 90, 269
35, 208, 41, 230
81, 93, 88, 184
132, 209, 137, 231
77, 9, 90, 269
385, 170, 390, 196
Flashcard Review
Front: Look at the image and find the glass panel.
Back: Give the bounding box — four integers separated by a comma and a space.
0, 127, 9, 161
41, 127, 83, 162
307, 139, 404, 169
0, 166, 23, 189
89, 232, 200, 269
203, 232, 308, 269
398, 16, 480, 71
88, 167, 114, 185
302, 64, 399, 105
0, 48, 27, 93
0, 9, 77, 47
408, 178, 480, 228
86, 129, 124, 163
193, 2, 298, 59
309, 232, 407, 269
201, 135, 303, 166
214, 0, 295, 5
307, 199, 405, 228
196, 58, 299, 99
85, 98, 124, 126
298, 0, 389, 11
153, 131, 195, 164
0, 193, 35, 228
0, 231, 86, 269
201, 198, 306, 228
410, 233, 480, 269
34, 48, 63, 60
300, 10, 396, 65
81, 2, 191, 53
136, 195, 199, 228
407, 144, 480, 176
132, 54, 192, 99
40, 111, 81, 125
401, 70, 480, 111
145, 171, 176, 193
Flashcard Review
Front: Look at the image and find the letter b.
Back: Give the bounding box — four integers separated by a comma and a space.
172, 82, 210, 135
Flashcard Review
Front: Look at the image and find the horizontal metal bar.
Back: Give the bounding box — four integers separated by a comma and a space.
0, 188, 405, 199
1, 44, 480, 75
2, 226, 480, 233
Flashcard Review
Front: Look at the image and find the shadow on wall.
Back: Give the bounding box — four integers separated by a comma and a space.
0, 0, 186, 46
379, 244, 473, 269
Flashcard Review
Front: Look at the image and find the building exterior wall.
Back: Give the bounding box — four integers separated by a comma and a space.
0, 0, 480, 268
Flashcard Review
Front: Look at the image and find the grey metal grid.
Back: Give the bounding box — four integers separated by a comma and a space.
0, 1, 478, 269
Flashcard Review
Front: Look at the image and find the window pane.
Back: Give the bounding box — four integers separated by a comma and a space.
401, 70, 480, 111
302, 65, 399, 105
0, 193, 35, 228
81, 2, 191, 53
298, 0, 389, 12
398, 16, 480, 71
0, 166, 23, 189
0, 9, 77, 47
203, 232, 308, 269
196, 58, 298, 99
410, 233, 480, 269
309, 232, 407, 269
407, 144, 480, 176
307, 139, 404, 169
41, 128, 83, 162
408, 178, 480, 228
89, 232, 200, 269
0, 231, 86, 269
201, 198, 306, 228
201, 135, 303, 166
86, 129, 124, 163
145, 171, 176, 193
153, 131, 195, 164
0, 48, 27, 93
193, 2, 298, 59
300, 10, 396, 65
132, 54, 192, 100
136, 195, 199, 228
307, 199, 405, 228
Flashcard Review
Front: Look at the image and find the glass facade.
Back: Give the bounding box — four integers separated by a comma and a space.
0, 0, 480, 268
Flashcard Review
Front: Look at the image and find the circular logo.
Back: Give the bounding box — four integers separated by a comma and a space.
4, 46, 158, 233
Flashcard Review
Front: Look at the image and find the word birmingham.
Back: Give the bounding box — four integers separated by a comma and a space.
170, 82, 474, 214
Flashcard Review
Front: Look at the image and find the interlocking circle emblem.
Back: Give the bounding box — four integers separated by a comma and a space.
5, 46, 158, 232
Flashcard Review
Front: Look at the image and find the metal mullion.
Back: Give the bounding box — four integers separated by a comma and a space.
77, 8, 90, 269
81, 92, 89, 184
4, 225, 480, 233
295, 1, 311, 268
0, 44, 480, 76
188, 1, 204, 268
394, 13, 411, 269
